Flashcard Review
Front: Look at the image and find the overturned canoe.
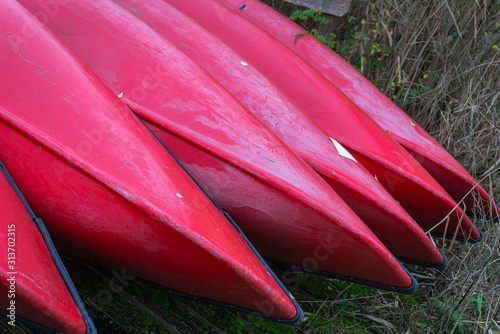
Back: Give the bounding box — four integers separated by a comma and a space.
0, 0, 302, 322
0, 162, 95, 334
217, 0, 499, 220
164, 0, 482, 241
20, 0, 417, 292
114, 0, 446, 268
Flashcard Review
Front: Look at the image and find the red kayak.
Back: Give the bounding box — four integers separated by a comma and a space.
217, 0, 499, 220
20, 0, 417, 292
0, 0, 302, 322
0, 162, 95, 334
114, 0, 446, 268
163, 0, 482, 241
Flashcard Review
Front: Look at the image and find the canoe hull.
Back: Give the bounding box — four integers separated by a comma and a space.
115, 0, 446, 268
0, 162, 95, 334
1, 0, 302, 321
216, 0, 498, 220
19, 0, 419, 292
148, 121, 419, 289
163, 0, 481, 241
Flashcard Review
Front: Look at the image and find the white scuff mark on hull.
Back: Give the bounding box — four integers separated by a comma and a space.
330, 137, 357, 162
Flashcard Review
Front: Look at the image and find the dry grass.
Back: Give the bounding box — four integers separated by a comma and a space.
263, 0, 500, 333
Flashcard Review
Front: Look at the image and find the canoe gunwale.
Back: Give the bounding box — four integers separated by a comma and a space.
272, 259, 419, 295
0, 161, 97, 334
430, 228, 484, 244
141, 121, 305, 325
221, 211, 304, 324
129, 211, 305, 325
397, 248, 448, 270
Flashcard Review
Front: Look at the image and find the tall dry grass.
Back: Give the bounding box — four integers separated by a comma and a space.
264, 0, 499, 332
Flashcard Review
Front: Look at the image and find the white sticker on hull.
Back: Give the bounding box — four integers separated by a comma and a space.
330, 137, 357, 162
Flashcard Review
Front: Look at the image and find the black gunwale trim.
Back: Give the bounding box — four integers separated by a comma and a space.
139, 121, 304, 325
0, 161, 97, 334
430, 228, 484, 244
397, 247, 448, 270
78, 253, 304, 326
270, 258, 418, 294
221, 212, 304, 325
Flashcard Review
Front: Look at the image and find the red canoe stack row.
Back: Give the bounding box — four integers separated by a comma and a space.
1, 0, 497, 332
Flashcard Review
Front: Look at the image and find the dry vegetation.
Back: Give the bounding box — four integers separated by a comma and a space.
262, 0, 500, 332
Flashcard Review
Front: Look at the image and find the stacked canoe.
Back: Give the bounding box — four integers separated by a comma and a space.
0, 162, 96, 333
1, 0, 496, 330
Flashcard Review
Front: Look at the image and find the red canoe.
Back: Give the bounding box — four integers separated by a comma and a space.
0, 162, 95, 334
163, 0, 482, 241
0, 0, 302, 322
217, 0, 499, 221
114, 0, 446, 268
20, 0, 417, 292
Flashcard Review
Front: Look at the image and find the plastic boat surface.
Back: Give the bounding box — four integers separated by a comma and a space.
20, 0, 417, 292
217, 0, 499, 220
163, 0, 482, 241
113, 0, 446, 268
0, 162, 96, 334
0, 0, 302, 322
